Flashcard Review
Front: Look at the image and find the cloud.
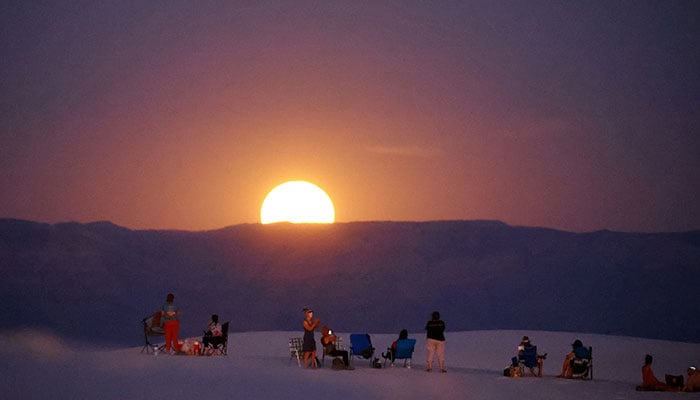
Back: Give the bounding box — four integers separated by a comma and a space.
365, 144, 439, 158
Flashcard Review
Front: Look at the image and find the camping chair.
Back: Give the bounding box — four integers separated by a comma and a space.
518, 346, 545, 377
288, 337, 321, 368
289, 337, 304, 367
204, 322, 229, 355
382, 338, 416, 368
141, 311, 165, 353
321, 336, 344, 366
349, 333, 375, 366
570, 346, 593, 380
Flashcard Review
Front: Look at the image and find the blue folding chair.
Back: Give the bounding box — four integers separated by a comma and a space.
349, 333, 375, 366
391, 338, 416, 368
517, 345, 544, 377
570, 346, 593, 380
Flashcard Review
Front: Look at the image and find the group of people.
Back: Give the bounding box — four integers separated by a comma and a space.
509, 336, 699, 392
640, 354, 700, 392
301, 308, 447, 373
302, 307, 354, 369
157, 293, 224, 355
509, 336, 589, 378
158, 295, 699, 391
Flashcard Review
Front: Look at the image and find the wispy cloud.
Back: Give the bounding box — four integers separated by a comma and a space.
365, 145, 439, 158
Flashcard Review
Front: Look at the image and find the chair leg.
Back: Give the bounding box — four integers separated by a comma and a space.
292, 351, 302, 367
142, 333, 152, 353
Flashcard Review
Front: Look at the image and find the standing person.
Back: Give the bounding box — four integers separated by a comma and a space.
425, 311, 446, 373
161, 293, 182, 354
302, 307, 320, 368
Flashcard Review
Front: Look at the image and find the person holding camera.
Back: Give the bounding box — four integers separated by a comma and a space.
321, 326, 352, 369
302, 307, 320, 368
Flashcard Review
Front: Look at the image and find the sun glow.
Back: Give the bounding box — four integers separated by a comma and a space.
260, 181, 335, 224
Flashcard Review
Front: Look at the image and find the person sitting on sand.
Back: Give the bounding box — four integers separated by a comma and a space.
639, 354, 680, 391
685, 365, 700, 392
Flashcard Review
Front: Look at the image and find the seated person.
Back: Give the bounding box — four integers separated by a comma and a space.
559, 339, 589, 378
511, 336, 544, 377
382, 329, 408, 363
639, 354, 680, 391
685, 365, 700, 392
321, 326, 352, 370
201, 314, 223, 354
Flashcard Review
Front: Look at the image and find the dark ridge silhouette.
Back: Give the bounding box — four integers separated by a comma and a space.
1, 218, 698, 346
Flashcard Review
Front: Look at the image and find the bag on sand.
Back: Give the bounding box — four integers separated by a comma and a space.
332, 358, 345, 370
665, 374, 684, 387
504, 365, 521, 377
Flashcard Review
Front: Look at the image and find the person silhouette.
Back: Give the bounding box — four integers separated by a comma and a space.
161, 293, 182, 354
425, 311, 446, 373
302, 307, 320, 368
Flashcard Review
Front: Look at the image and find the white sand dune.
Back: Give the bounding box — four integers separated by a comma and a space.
1, 329, 698, 400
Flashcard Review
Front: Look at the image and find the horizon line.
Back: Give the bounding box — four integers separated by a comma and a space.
1, 217, 698, 235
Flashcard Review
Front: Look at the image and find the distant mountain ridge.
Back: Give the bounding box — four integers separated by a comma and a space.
1, 218, 698, 346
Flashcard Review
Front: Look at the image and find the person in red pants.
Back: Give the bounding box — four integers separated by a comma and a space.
162, 293, 182, 354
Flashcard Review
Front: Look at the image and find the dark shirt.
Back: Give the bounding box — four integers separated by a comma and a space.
426, 319, 446, 341
573, 346, 590, 359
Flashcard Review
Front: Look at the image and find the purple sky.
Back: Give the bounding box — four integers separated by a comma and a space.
2, 1, 698, 232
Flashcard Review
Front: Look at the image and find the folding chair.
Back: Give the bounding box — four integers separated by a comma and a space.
141, 311, 165, 353
205, 322, 229, 355
570, 346, 593, 380
383, 338, 416, 368
288, 336, 321, 367
518, 345, 544, 377
289, 337, 304, 367
321, 336, 344, 366
349, 333, 375, 366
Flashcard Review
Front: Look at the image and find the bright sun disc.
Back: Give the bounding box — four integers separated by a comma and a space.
260, 181, 335, 224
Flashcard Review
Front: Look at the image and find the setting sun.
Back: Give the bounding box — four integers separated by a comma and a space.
260, 181, 335, 224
